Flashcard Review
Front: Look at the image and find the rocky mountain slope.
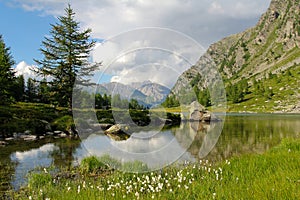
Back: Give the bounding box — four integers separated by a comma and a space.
173, 0, 300, 112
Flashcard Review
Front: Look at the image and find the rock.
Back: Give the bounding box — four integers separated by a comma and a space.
189, 101, 220, 122
54, 131, 62, 135
190, 101, 205, 113
202, 112, 219, 122
190, 110, 204, 121
58, 133, 67, 138
202, 113, 211, 122
105, 124, 127, 135
39, 136, 45, 139
5, 137, 14, 141
23, 135, 37, 141
189, 101, 206, 121
104, 124, 130, 141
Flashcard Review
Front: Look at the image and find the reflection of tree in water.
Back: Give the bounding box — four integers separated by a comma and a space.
199, 115, 300, 162
50, 138, 81, 169
0, 161, 15, 197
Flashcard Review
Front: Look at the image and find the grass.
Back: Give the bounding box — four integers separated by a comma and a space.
227, 64, 300, 113
8, 138, 300, 199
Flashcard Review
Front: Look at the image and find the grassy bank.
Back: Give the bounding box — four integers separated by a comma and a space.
9, 138, 300, 199
0, 103, 72, 138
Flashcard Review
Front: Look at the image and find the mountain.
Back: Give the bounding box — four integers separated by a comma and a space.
172, 0, 300, 113
96, 81, 170, 106
130, 81, 170, 105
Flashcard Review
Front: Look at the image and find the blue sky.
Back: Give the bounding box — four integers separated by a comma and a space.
0, 0, 271, 85
0, 1, 55, 64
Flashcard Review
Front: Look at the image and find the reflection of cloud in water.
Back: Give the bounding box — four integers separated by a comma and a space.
80, 121, 224, 171
13, 144, 55, 161
10, 144, 56, 190
81, 131, 195, 170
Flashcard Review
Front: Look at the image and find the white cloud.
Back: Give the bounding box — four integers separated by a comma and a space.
10, 0, 271, 87
208, 2, 224, 14
91, 28, 205, 87
10, 0, 271, 46
14, 61, 39, 80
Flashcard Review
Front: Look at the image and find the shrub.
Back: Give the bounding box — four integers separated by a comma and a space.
80, 156, 107, 174
51, 115, 74, 132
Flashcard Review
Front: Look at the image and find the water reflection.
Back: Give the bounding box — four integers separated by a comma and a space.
11, 144, 55, 189
1, 114, 299, 191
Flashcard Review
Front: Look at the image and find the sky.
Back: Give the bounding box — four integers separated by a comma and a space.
0, 0, 271, 87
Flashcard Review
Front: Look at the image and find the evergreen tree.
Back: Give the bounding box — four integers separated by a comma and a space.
129, 99, 145, 110
38, 78, 51, 103
95, 93, 104, 109
26, 78, 38, 102
11, 75, 25, 102
0, 35, 15, 104
198, 88, 211, 107
162, 95, 180, 108
34, 4, 98, 108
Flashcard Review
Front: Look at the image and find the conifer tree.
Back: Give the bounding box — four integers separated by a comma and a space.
0, 35, 15, 104
12, 75, 25, 102
35, 4, 98, 108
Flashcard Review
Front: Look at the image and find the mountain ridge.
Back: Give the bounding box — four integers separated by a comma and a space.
172, 0, 300, 113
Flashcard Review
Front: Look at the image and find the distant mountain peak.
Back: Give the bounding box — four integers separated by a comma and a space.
96, 80, 170, 106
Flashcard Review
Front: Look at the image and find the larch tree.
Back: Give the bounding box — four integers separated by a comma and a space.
0, 35, 15, 104
34, 4, 98, 108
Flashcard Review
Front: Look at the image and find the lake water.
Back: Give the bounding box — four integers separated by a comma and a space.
0, 113, 299, 192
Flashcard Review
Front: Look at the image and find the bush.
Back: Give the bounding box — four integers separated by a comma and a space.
51, 115, 74, 132
80, 156, 107, 174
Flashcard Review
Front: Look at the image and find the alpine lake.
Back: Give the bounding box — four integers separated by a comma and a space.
0, 113, 299, 193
